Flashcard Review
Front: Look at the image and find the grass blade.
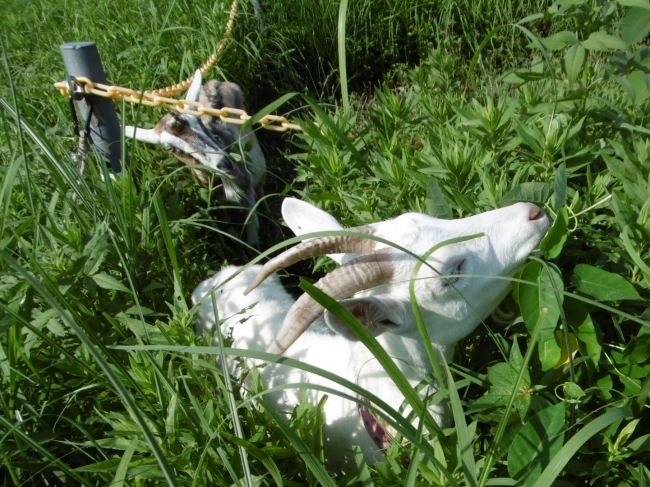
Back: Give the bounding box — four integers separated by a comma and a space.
259, 402, 337, 487
353, 445, 375, 487
338, 0, 350, 113
115, 345, 461, 487
211, 292, 254, 487
443, 355, 478, 487
1, 250, 181, 487
531, 407, 633, 487
0, 415, 93, 485
112, 439, 138, 487
241, 92, 299, 132
153, 193, 186, 308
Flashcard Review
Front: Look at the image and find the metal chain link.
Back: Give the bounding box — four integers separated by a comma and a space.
55, 0, 302, 133
148, 0, 238, 96
54, 77, 303, 132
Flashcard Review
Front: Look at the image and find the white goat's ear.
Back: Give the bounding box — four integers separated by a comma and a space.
124, 126, 161, 145
323, 297, 393, 341
185, 69, 203, 106
281, 198, 346, 264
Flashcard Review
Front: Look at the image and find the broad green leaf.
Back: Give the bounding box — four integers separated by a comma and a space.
520, 261, 563, 344
627, 433, 650, 455
565, 44, 585, 87
426, 177, 453, 219
508, 402, 566, 486
628, 70, 650, 106
478, 309, 548, 486
539, 332, 562, 371
572, 264, 641, 301
500, 182, 553, 207
621, 7, 650, 45
540, 207, 568, 259
563, 381, 585, 401
568, 305, 602, 374
581, 31, 629, 51
614, 418, 640, 452
465, 389, 511, 414
622, 335, 650, 367
554, 162, 567, 210
467, 341, 531, 419
539, 31, 579, 51
554, 330, 579, 369
91, 273, 131, 293
617, 0, 650, 9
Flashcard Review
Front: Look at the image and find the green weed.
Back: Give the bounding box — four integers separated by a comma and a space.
1, 0, 650, 485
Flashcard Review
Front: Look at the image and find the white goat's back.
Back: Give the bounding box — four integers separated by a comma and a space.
192, 265, 292, 351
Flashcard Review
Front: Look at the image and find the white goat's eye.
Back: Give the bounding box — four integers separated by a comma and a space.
443, 258, 465, 287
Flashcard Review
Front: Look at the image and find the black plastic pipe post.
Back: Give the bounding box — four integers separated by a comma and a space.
60, 41, 129, 174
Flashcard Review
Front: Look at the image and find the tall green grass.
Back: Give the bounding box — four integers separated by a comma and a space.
2, 0, 650, 485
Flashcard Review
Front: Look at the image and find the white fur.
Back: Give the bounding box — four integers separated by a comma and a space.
192, 198, 550, 471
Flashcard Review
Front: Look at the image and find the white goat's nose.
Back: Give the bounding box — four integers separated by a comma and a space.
528, 204, 544, 221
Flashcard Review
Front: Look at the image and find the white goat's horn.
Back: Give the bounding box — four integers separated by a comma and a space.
244, 227, 377, 295
266, 250, 395, 355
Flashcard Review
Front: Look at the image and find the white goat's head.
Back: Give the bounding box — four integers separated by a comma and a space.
124, 70, 251, 203
247, 199, 550, 354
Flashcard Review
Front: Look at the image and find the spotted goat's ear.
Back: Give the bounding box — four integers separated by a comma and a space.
184, 69, 203, 107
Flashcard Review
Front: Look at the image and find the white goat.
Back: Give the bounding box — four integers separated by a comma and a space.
125, 70, 265, 247
192, 198, 550, 471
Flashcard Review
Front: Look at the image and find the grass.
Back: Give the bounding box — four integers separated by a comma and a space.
2, 0, 650, 485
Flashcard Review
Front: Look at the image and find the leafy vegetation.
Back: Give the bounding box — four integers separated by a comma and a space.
2, 0, 650, 485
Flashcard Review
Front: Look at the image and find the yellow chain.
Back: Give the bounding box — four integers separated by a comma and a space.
148, 0, 239, 96
54, 77, 303, 132
55, 0, 303, 133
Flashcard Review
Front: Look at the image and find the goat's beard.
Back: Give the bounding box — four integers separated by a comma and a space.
220, 168, 252, 205
222, 179, 246, 204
